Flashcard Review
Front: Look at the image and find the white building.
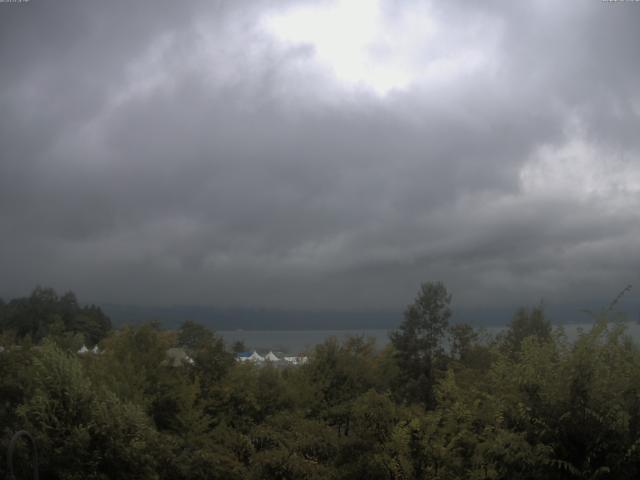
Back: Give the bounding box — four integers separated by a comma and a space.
78, 344, 101, 355
284, 355, 308, 365
162, 347, 195, 367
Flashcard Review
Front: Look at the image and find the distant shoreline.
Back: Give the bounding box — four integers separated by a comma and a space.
217, 321, 640, 353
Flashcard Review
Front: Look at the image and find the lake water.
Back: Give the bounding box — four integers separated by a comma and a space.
219, 322, 640, 354
219, 329, 392, 354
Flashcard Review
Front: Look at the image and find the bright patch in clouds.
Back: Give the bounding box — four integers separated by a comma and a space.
520, 137, 640, 211
262, 0, 428, 96
262, 0, 500, 98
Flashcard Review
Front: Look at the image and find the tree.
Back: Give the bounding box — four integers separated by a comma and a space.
0, 287, 111, 344
97, 323, 175, 408
16, 343, 160, 479
232, 340, 248, 353
176, 321, 234, 390
390, 281, 452, 407
449, 323, 477, 363
177, 320, 215, 351
192, 334, 235, 389
301, 336, 381, 435
250, 413, 339, 480
335, 390, 411, 480
498, 305, 551, 357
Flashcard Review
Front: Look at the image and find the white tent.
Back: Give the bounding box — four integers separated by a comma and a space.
91, 345, 100, 354
264, 351, 280, 362
248, 351, 265, 362
78, 345, 89, 354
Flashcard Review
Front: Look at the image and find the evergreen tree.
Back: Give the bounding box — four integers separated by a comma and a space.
390, 281, 452, 407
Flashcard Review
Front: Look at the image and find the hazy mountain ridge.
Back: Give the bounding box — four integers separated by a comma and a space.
100, 301, 640, 330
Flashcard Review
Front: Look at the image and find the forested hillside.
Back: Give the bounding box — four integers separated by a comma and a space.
1, 284, 640, 479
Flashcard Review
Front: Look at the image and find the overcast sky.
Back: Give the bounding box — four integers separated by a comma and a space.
1, 0, 639, 313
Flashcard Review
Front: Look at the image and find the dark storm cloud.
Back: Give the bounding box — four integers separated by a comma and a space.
1, 0, 639, 313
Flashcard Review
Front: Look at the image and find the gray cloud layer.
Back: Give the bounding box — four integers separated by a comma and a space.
1, 0, 639, 312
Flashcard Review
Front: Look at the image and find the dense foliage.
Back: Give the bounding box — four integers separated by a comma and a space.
2, 284, 640, 479
0, 287, 111, 346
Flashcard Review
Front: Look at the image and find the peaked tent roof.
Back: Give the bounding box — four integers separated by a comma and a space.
248, 351, 265, 361
264, 351, 279, 361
